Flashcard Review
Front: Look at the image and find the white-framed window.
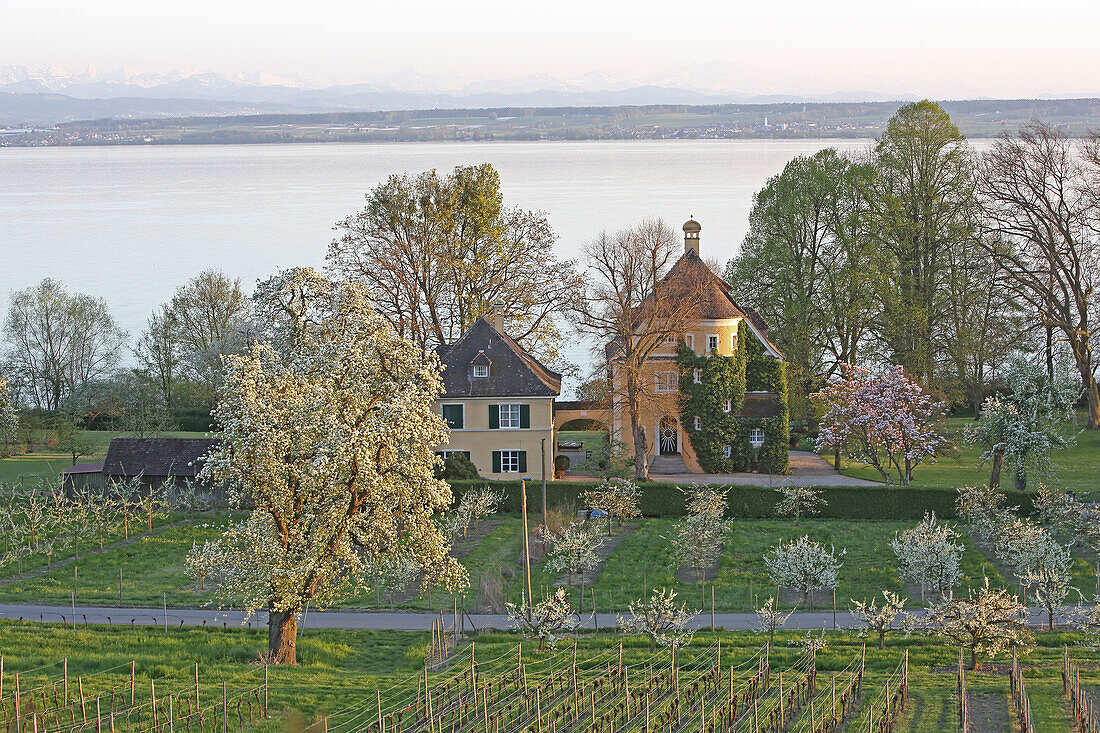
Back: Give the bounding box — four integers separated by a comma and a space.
693, 368, 702, 384
723, 445, 732, 458
730, 332, 737, 352
749, 428, 766, 447
438, 450, 470, 460
684, 334, 694, 352
693, 416, 702, 431
707, 334, 719, 353
655, 372, 677, 393
499, 403, 522, 428
499, 450, 521, 473
472, 364, 489, 378
723, 399, 733, 413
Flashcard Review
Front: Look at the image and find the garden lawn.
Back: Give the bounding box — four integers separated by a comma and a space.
519, 517, 1010, 614
0, 519, 231, 606
838, 416, 1100, 493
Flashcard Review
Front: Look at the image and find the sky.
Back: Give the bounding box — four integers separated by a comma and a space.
4, 0, 1100, 98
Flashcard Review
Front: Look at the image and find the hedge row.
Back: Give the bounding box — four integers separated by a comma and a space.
448, 479, 1040, 521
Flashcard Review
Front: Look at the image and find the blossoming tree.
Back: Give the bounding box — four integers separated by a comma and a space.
193, 268, 464, 664
813, 364, 948, 485
584, 479, 641, 535
891, 512, 963, 600
765, 535, 845, 610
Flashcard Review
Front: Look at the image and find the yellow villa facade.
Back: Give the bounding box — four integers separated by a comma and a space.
434, 309, 560, 481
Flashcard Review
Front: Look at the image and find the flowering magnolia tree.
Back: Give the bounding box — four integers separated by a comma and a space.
925, 578, 1032, 670
192, 268, 464, 664
965, 359, 1077, 491
774, 486, 824, 526
506, 587, 580, 651
765, 535, 844, 610
891, 512, 962, 600
584, 479, 641, 535
813, 364, 948, 485
618, 588, 696, 651
850, 591, 908, 649
546, 520, 605, 586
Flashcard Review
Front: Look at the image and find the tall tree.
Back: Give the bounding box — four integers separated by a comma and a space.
328, 164, 581, 365
979, 122, 1100, 429
869, 100, 979, 386
135, 305, 180, 410
727, 149, 876, 411
571, 219, 703, 480
3, 279, 126, 410
168, 269, 250, 405
193, 268, 463, 663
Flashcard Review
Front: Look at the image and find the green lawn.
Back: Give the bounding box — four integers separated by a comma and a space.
838, 416, 1100, 493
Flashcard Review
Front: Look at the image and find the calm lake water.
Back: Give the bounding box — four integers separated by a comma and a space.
0, 139, 875, 371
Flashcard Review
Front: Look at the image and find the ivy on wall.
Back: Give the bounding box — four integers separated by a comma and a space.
676, 321, 790, 474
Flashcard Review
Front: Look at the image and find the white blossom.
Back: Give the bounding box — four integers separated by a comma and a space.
925, 578, 1033, 670
774, 486, 825, 526
617, 588, 696, 651
546, 520, 605, 585
850, 590, 909, 649
765, 535, 844, 610
506, 587, 580, 651
891, 512, 962, 599
584, 478, 641, 535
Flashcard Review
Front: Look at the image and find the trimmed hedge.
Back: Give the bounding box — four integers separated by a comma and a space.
447, 479, 1041, 521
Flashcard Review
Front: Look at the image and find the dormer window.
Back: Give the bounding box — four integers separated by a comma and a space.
472, 364, 489, 378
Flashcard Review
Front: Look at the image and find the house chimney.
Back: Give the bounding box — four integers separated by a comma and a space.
492, 301, 505, 333
682, 217, 701, 255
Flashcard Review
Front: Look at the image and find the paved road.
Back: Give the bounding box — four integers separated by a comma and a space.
0, 603, 1054, 633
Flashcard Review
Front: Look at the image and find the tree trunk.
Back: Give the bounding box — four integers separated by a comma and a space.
1014, 468, 1026, 492
627, 378, 649, 481
833, 447, 841, 471
989, 449, 1003, 490
268, 608, 298, 665
969, 647, 977, 671
878, 632, 885, 650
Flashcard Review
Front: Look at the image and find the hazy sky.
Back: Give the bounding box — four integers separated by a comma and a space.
5, 0, 1100, 97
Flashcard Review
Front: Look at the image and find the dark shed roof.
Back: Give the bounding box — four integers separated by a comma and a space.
436, 317, 561, 398
103, 438, 219, 478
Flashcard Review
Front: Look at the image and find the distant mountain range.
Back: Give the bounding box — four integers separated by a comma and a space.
0, 65, 931, 126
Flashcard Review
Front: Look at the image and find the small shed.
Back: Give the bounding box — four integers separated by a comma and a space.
103, 437, 220, 495
60, 461, 106, 493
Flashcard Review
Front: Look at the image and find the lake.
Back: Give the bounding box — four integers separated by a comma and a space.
0, 139, 875, 373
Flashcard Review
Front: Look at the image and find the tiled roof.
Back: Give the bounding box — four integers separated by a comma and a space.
436, 317, 562, 398
103, 438, 219, 478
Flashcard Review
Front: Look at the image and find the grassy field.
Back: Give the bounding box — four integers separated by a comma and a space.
4, 514, 1068, 615
0, 622, 1097, 733
838, 416, 1100, 494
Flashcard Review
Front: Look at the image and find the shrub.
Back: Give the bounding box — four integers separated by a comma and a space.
436, 452, 480, 480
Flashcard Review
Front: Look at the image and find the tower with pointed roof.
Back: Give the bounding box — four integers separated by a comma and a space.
606, 218, 789, 476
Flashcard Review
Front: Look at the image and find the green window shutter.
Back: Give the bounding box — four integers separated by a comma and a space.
442, 404, 464, 429
518, 451, 527, 473
489, 404, 499, 429
520, 404, 530, 429
492, 451, 501, 473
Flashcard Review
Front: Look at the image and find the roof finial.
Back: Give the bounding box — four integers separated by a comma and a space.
682, 217, 701, 255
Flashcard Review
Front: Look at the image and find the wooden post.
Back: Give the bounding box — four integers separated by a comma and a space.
151, 680, 157, 728
376, 689, 383, 730
63, 657, 68, 704
222, 681, 228, 733
264, 663, 269, 719
80, 677, 87, 722
130, 662, 135, 705
521, 479, 532, 618
778, 671, 784, 721
711, 585, 715, 631
592, 587, 598, 632
167, 695, 172, 733
195, 663, 200, 710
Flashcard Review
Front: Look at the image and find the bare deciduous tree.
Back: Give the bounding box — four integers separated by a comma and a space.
979, 122, 1100, 429
571, 219, 703, 480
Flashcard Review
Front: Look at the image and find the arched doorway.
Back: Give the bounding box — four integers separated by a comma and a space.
658, 416, 679, 455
